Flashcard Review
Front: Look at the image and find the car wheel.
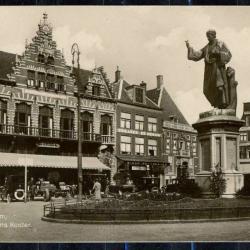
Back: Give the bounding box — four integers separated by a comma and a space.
14, 189, 25, 201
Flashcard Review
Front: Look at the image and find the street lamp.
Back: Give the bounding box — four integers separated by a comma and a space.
71, 43, 82, 201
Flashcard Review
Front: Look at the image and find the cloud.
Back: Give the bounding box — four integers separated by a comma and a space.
53, 25, 104, 69
175, 88, 210, 124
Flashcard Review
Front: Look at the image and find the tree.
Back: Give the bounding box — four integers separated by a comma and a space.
209, 166, 226, 198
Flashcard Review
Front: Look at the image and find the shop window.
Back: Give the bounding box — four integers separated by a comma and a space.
135, 88, 144, 103
120, 112, 131, 129
120, 135, 131, 154
135, 137, 144, 156
27, 70, 35, 87
92, 84, 101, 96
38, 54, 45, 63
135, 115, 144, 131
148, 117, 157, 132
148, 139, 157, 156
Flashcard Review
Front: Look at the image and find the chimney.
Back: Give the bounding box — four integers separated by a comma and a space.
157, 75, 164, 89
115, 66, 121, 82
140, 81, 147, 89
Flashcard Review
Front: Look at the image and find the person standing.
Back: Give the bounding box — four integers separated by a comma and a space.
92, 178, 101, 200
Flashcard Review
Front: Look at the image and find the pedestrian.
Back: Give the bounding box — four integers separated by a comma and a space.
92, 178, 101, 200
28, 177, 35, 201
105, 178, 110, 196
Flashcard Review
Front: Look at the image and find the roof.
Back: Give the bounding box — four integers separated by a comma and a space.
0, 51, 16, 80
0, 153, 110, 170
147, 87, 189, 125
114, 79, 161, 110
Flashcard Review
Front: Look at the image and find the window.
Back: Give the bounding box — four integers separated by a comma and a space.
60, 109, 74, 139
57, 76, 64, 92
165, 138, 170, 151
120, 112, 131, 129
15, 103, 31, 135
173, 140, 177, 151
81, 112, 93, 141
101, 115, 112, 135
135, 115, 144, 130
148, 139, 157, 156
47, 56, 54, 65
240, 133, 247, 141
47, 74, 55, 90
38, 54, 45, 63
27, 70, 35, 87
135, 137, 144, 155
192, 136, 196, 142
120, 136, 131, 154
192, 142, 197, 155
186, 135, 190, 140
135, 88, 144, 103
39, 106, 53, 137
166, 131, 171, 137
148, 117, 157, 132
186, 142, 190, 150
173, 133, 178, 139
38, 72, 45, 88
179, 141, 185, 150
92, 85, 101, 96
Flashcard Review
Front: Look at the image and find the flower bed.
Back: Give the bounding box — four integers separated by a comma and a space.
43, 197, 250, 222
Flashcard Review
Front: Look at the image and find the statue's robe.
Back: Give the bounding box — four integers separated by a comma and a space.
187, 39, 232, 109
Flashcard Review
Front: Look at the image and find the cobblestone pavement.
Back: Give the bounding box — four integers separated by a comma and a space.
0, 201, 250, 242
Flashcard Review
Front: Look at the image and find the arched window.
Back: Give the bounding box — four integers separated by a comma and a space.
39, 106, 53, 137
14, 103, 31, 135
47, 56, 54, 65
60, 109, 74, 139
81, 111, 93, 141
100, 114, 112, 135
38, 54, 45, 63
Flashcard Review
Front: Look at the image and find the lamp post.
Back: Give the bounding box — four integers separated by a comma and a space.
71, 43, 82, 201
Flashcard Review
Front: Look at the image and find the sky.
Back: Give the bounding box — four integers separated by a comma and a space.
0, 6, 249, 124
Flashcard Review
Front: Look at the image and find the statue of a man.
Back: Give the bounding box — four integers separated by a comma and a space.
186, 29, 237, 111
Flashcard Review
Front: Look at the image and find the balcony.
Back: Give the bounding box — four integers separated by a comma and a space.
101, 135, 115, 145
0, 124, 102, 143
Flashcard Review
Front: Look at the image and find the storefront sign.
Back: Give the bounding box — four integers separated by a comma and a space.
118, 128, 161, 137
132, 166, 147, 171
36, 143, 60, 148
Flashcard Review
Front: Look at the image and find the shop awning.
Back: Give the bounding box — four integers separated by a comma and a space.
0, 153, 110, 170
117, 156, 167, 165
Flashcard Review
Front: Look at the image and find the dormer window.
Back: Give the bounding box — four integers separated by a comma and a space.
92, 84, 100, 96
38, 54, 45, 63
135, 87, 144, 103
47, 56, 54, 65
27, 70, 35, 87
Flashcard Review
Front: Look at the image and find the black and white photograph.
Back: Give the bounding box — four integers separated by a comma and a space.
0, 6, 250, 243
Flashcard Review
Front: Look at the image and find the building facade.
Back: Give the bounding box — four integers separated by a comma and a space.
146, 75, 198, 184
239, 102, 250, 186
113, 68, 166, 190
0, 14, 116, 188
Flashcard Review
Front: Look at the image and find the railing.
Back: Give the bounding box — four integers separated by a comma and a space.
0, 124, 103, 143
101, 135, 115, 144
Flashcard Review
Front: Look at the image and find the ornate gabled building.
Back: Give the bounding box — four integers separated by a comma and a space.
0, 14, 116, 188
147, 75, 198, 183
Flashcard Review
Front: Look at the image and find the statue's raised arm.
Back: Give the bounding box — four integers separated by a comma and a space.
185, 40, 204, 61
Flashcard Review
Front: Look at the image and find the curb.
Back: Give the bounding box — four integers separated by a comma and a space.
41, 216, 250, 225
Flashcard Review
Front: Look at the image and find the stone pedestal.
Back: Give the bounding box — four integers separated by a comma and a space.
193, 109, 244, 197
